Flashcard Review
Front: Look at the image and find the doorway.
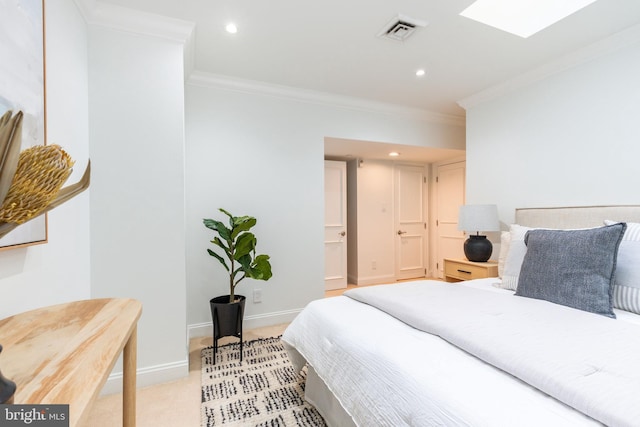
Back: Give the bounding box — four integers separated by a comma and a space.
324, 137, 466, 285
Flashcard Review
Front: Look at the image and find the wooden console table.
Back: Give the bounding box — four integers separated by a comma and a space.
0, 298, 142, 427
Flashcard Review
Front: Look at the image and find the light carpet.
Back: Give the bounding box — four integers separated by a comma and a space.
201, 336, 326, 427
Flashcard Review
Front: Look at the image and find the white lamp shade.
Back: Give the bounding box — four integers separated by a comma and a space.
458, 204, 500, 233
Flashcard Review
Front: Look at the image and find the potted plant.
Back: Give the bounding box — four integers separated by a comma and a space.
203, 208, 272, 363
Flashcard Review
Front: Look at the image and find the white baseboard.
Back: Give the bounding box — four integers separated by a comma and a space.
354, 274, 395, 286
187, 308, 303, 342
101, 359, 189, 396
100, 309, 303, 396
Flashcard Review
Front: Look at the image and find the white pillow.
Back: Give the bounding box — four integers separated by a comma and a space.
499, 224, 533, 290
604, 220, 640, 314
497, 231, 511, 279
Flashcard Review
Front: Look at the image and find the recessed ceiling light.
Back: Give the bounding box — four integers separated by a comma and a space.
389, 152, 400, 157
415, 69, 426, 77
460, 0, 599, 38
225, 23, 238, 34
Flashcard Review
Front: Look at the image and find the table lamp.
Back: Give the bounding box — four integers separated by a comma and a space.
458, 204, 500, 262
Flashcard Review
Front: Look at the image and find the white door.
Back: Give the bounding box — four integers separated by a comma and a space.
394, 165, 427, 280
435, 161, 466, 278
324, 160, 348, 290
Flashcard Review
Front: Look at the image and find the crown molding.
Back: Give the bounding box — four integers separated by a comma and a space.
72, 1, 462, 126
73, 0, 194, 45
458, 23, 640, 110
73, 0, 195, 77
187, 71, 466, 127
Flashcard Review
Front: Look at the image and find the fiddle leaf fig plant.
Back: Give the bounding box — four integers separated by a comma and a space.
204, 208, 272, 303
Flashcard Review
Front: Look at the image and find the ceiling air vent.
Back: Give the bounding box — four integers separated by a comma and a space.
378, 14, 428, 42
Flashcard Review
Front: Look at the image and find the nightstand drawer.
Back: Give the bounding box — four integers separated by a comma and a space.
444, 258, 498, 282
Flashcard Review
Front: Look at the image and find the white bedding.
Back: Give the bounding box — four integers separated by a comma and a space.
282, 279, 640, 427
347, 281, 640, 426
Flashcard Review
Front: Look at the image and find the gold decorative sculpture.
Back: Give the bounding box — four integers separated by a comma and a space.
0, 110, 91, 239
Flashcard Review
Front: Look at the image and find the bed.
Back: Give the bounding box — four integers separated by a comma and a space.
282, 206, 640, 427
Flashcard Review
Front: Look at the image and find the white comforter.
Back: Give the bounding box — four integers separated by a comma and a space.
282, 279, 640, 427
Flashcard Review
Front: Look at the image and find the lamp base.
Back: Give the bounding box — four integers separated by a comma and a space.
464, 235, 493, 262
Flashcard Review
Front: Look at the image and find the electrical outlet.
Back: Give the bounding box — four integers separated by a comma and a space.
253, 288, 262, 303
372, 260, 377, 270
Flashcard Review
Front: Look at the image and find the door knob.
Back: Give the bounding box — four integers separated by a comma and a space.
397, 230, 407, 235
339, 231, 346, 237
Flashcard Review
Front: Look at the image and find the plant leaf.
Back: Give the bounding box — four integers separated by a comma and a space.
236, 253, 252, 271
241, 254, 272, 280
234, 232, 256, 259
207, 248, 229, 271
231, 216, 256, 240
252, 254, 273, 280
212, 236, 231, 256
219, 208, 235, 229
203, 218, 232, 242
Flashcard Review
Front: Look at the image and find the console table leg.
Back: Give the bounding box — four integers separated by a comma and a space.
123, 326, 137, 427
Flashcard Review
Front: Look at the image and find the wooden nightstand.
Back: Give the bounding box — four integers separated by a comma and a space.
444, 258, 498, 282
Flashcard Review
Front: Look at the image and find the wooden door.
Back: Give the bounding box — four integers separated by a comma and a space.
434, 161, 466, 278
394, 165, 427, 280
324, 160, 348, 290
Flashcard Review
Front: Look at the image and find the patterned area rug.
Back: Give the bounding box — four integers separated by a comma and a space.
201, 336, 327, 427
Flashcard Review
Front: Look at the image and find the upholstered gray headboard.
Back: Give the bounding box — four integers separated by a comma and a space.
515, 206, 640, 229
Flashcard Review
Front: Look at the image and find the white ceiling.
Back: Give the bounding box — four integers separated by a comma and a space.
324, 137, 464, 164
98, 0, 640, 161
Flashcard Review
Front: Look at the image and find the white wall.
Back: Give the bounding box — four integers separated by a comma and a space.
0, 0, 91, 318
88, 26, 188, 386
185, 78, 465, 333
465, 40, 640, 225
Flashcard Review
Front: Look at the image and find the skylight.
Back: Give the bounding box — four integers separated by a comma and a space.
460, 0, 599, 38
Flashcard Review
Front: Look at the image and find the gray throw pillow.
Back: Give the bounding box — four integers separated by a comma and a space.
515, 223, 627, 318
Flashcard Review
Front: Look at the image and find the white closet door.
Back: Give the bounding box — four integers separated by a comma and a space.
435, 161, 466, 278
394, 165, 427, 280
324, 160, 347, 290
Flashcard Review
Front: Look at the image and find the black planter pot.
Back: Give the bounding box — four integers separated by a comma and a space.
209, 295, 246, 365
0, 344, 16, 404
